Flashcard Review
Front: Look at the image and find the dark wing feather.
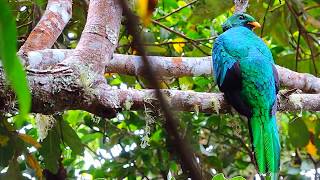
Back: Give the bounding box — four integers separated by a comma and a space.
221, 62, 252, 118
272, 65, 280, 94
212, 39, 252, 118
271, 65, 280, 116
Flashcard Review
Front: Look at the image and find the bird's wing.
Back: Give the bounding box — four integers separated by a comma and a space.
212, 37, 237, 87
212, 37, 252, 118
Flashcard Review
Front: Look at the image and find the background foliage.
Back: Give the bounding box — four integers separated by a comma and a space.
0, 0, 319, 179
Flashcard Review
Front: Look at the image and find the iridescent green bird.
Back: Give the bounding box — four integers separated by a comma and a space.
212, 13, 280, 179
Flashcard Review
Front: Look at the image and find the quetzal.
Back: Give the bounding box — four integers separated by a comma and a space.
212, 13, 280, 178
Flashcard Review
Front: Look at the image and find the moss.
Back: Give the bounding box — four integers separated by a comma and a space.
289, 95, 303, 117
35, 114, 56, 141
124, 96, 133, 110
140, 95, 157, 148
211, 96, 221, 114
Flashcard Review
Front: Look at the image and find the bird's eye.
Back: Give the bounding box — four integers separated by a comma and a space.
239, 15, 244, 20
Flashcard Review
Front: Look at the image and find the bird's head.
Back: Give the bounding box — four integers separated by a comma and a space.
222, 13, 261, 32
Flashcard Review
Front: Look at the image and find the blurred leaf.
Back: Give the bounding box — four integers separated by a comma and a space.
0, 135, 9, 146
18, 133, 41, 149
178, 76, 193, 90
34, 0, 47, 9
288, 117, 309, 148
59, 120, 84, 155
191, 0, 233, 23
0, 139, 14, 167
26, 153, 43, 179
0, 0, 31, 115
146, 46, 167, 54
2, 159, 24, 180
172, 38, 186, 53
39, 128, 61, 174
137, 0, 157, 25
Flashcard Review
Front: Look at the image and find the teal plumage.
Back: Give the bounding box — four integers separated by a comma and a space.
212, 14, 280, 178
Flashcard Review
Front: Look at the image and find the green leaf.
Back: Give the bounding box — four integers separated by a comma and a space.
150, 129, 163, 142
288, 117, 310, 148
60, 120, 84, 155
212, 173, 226, 180
39, 128, 61, 174
191, 0, 233, 23
2, 159, 24, 180
0, 139, 14, 167
178, 76, 194, 90
0, 1, 31, 115
313, 119, 320, 151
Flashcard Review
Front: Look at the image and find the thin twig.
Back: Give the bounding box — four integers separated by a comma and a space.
304, 5, 320, 11
151, 19, 210, 55
295, 30, 301, 71
17, 21, 33, 29
286, 0, 318, 75
156, 0, 198, 21
117, 37, 216, 48
260, 0, 272, 37
308, 153, 319, 179
119, 1, 203, 179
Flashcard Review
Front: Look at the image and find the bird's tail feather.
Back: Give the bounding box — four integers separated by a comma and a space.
250, 114, 280, 178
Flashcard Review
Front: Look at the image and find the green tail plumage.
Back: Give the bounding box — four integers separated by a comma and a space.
250, 112, 280, 179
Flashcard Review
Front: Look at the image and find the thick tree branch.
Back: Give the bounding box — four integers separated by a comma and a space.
1, 70, 318, 116
19, 0, 72, 56
69, 0, 121, 74
26, 50, 320, 93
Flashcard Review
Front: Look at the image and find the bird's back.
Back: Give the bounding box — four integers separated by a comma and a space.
217, 27, 276, 112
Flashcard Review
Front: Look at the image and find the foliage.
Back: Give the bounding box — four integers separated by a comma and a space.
0, 0, 30, 115
0, 0, 319, 179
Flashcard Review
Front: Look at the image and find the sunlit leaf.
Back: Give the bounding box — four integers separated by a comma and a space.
305, 140, 317, 156
26, 152, 43, 179
137, 0, 158, 25
212, 173, 226, 180
18, 133, 41, 149
172, 38, 186, 53
0, 0, 31, 115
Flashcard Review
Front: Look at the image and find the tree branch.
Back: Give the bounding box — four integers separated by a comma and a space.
26, 50, 320, 93
155, 0, 198, 21
19, 0, 72, 56
68, 0, 121, 74
1, 72, 318, 116
234, 0, 249, 13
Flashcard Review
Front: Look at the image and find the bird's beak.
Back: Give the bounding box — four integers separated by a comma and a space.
247, 21, 261, 29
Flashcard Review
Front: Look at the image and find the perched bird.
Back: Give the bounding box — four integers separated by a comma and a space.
212, 13, 280, 179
